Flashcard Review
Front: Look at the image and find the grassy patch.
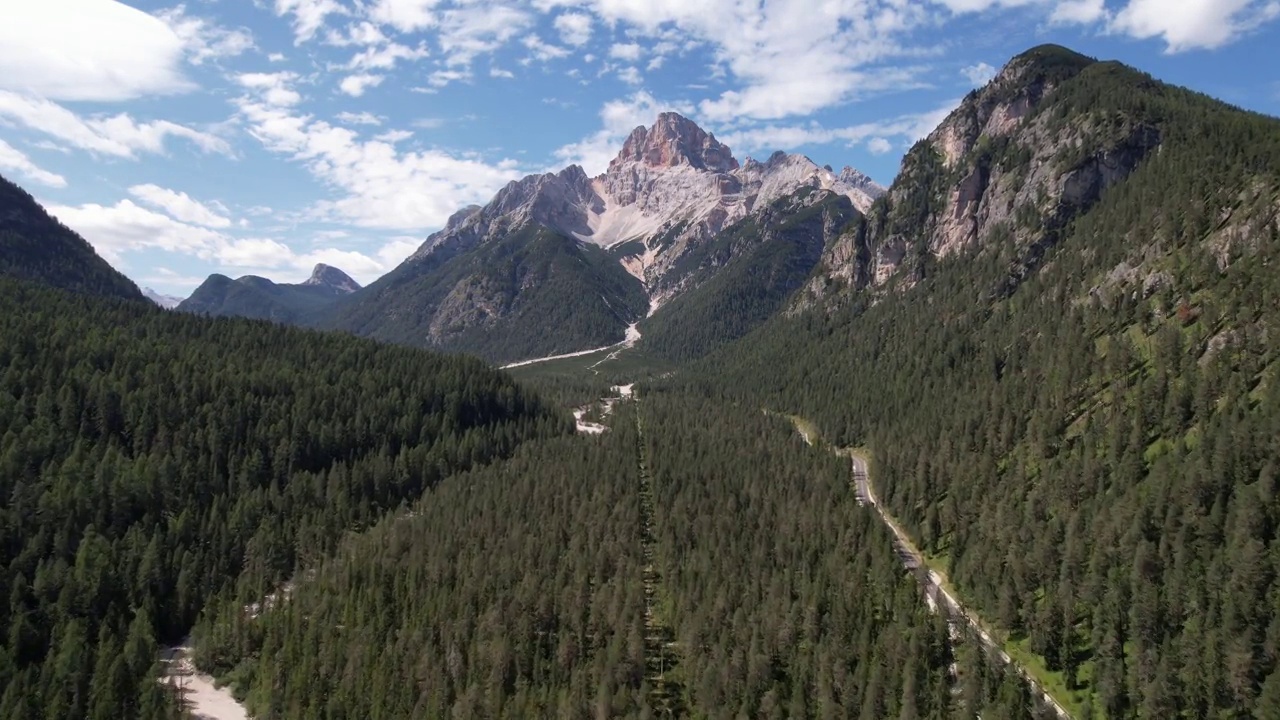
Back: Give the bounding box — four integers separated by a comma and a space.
1005, 637, 1096, 719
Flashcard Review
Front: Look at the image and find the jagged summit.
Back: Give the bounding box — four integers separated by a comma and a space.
304, 263, 361, 294
608, 112, 739, 174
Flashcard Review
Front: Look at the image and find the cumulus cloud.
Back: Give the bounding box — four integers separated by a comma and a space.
1109, 0, 1280, 52
0, 91, 231, 159
553, 0, 935, 122
0, 0, 192, 101
609, 42, 644, 62
554, 12, 593, 46
234, 95, 524, 230
720, 100, 960, 156
438, 4, 531, 68
1050, 0, 1107, 24
0, 140, 67, 188
337, 111, 385, 125
156, 5, 256, 64
368, 0, 440, 32
237, 72, 303, 106
128, 184, 232, 228
617, 67, 643, 85
961, 62, 998, 85
866, 137, 894, 155
523, 34, 571, 62
275, 0, 348, 43
339, 73, 385, 96
48, 197, 407, 286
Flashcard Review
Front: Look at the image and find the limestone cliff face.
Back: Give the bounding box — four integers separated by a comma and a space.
409, 112, 885, 314
799, 45, 1163, 307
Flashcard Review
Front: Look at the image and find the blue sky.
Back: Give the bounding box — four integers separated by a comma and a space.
2, 0, 1278, 296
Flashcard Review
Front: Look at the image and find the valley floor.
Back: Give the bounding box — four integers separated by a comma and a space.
500, 322, 641, 370
786, 416, 1074, 720
161, 642, 249, 720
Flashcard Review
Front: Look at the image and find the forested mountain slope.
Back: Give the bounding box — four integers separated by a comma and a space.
322, 224, 650, 363
689, 45, 1280, 718
639, 187, 858, 362
0, 173, 143, 301
194, 394, 1045, 719
179, 263, 362, 325
208, 114, 884, 365
0, 279, 566, 719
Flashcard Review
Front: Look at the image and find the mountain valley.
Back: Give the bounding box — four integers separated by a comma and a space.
2, 41, 1280, 720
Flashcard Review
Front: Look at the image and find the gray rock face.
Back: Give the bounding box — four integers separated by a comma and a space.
609, 112, 739, 174
405, 112, 885, 312
305, 264, 362, 294
798, 45, 1163, 308
143, 287, 184, 308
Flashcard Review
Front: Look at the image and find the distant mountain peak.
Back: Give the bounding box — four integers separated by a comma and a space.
608, 112, 739, 174
142, 287, 184, 308
304, 264, 361, 294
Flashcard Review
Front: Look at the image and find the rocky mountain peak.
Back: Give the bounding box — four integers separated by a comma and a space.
608, 112, 739, 174
305, 264, 361, 294
837, 166, 878, 190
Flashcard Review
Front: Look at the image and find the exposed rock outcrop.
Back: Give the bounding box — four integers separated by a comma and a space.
799, 45, 1164, 308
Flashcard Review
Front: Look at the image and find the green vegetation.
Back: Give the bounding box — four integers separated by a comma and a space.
324, 224, 649, 363
7, 41, 1280, 720
0, 173, 143, 301
191, 393, 1047, 718
178, 272, 353, 324
0, 279, 565, 719
685, 44, 1280, 719
641, 190, 858, 362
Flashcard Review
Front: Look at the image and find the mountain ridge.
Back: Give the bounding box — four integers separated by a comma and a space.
317, 112, 885, 362
178, 262, 361, 323
0, 172, 144, 301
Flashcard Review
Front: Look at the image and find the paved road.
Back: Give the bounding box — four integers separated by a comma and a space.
844, 448, 1073, 720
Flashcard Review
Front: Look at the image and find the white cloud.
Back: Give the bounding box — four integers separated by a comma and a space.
345, 40, 430, 71
128, 184, 232, 228
1110, 0, 1280, 51
156, 5, 255, 65
0, 140, 67, 188
0, 0, 192, 101
339, 73, 385, 96
438, 4, 532, 67
235, 97, 524, 230
609, 42, 644, 62
720, 100, 959, 155
374, 130, 415, 143
337, 111, 385, 126
268, 52, 288, 62
1050, 0, 1107, 24
553, 91, 694, 175
523, 34, 571, 62
0, 91, 231, 159
48, 197, 399, 285
617, 67, 643, 85
237, 72, 303, 106
491, 67, 516, 78
48, 199, 228, 264
427, 69, 470, 88
961, 62, 998, 85
554, 12, 593, 46
866, 137, 893, 154
275, 0, 348, 43
368, 0, 441, 32
325, 20, 388, 46
376, 237, 420, 267
561, 0, 935, 122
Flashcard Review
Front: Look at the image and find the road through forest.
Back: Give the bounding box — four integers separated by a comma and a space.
797, 421, 1074, 720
